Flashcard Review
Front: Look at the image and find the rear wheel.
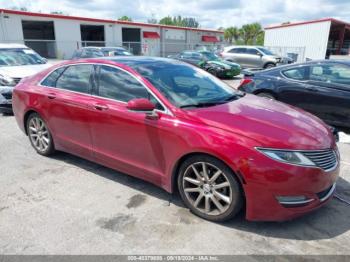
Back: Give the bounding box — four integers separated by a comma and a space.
178, 155, 243, 222
27, 113, 55, 156
257, 92, 275, 99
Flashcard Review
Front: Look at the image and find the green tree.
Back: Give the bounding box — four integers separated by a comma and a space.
158, 16, 199, 28
159, 16, 174, 25
118, 16, 132, 21
239, 22, 263, 45
256, 31, 264, 45
224, 27, 240, 43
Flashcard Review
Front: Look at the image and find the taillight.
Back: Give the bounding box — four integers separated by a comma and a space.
238, 78, 253, 89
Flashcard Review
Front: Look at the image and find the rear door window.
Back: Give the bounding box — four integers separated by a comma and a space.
229, 48, 246, 54
55, 64, 94, 94
246, 48, 260, 55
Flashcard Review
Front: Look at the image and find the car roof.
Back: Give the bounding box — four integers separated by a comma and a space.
224, 45, 261, 50
101, 47, 126, 50
0, 43, 28, 49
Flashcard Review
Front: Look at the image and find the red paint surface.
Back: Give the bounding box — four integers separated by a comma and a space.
12, 59, 339, 221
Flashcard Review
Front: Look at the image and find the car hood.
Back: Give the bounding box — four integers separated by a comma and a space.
185, 94, 333, 150
0, 63, 51, 78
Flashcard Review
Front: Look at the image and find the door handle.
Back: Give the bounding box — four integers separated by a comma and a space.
47, 93, 56, 99
93, 104, 108, 111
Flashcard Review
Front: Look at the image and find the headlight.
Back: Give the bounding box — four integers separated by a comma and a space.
0, 74, 16, 86
257, 148, 315, 166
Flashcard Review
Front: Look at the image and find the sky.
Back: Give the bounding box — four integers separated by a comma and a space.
1, 0, 350, 29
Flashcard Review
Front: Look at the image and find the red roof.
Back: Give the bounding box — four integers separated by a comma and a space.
265, 18, 350, 30
143, 31, 160, 38
202, 35, 219, 42
0, 8, 223, 34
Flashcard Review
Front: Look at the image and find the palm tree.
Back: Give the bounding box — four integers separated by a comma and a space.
239, 23, 263, 45
224, 27, 240, 44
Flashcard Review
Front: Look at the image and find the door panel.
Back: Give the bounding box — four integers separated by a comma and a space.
38, 64, 95, 158
44, 89, 95, 158
89, 97, 174, 183
89, 64, 173, 184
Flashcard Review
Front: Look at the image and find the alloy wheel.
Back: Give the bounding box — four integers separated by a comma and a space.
182, 162, 233, 215
28, 116, 51, 153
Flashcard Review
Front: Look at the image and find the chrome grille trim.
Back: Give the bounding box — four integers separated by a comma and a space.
301, 149, 338, 172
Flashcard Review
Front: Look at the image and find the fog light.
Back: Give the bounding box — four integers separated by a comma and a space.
276, 195, 314, 207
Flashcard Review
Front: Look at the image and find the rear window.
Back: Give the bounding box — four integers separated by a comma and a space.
282, 67, 307, 80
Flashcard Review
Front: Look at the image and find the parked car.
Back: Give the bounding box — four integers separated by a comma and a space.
169, 50, 241, 78
71, 47, 105, 59
13, 57, 339, 222
0, 44, 50, 114
71, 46, 132, 59
100, 47, 133, 56
238, 60, 350, 134
221, 46, 294, 69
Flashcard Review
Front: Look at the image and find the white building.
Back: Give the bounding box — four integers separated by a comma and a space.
264, 18, 350, 60
0, 8, 224, 59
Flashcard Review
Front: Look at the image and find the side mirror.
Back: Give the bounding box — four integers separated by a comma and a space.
127, 98, 158, 120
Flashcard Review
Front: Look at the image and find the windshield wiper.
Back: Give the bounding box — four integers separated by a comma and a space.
223, 93, 245, 102
180, 101, 226, 109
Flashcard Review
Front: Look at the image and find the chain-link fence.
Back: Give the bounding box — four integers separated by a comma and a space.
265, 46, 306, 63
0, 39, 306, 63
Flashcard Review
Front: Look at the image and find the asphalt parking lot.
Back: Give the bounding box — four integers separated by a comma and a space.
1, 112, 350, 255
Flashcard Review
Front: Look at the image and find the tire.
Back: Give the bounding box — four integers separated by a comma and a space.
177, 155, 243, 222
208, 68, 217, 77
26, 112, 55, 156
257, 92, 275, 99
264, 63, 276, 69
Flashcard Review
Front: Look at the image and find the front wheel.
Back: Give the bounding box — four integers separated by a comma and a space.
178, 155, 243, 222
264, 63, 276, 69
27, 113, 55, 156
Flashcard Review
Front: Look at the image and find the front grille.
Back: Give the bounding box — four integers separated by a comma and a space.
2, 92, 12, 100
302, 149, 338, 171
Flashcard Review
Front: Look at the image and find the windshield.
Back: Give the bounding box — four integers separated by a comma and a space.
0, 48, 46, 67
257, 47, 275, 56
130, 60, 243, 108
201, 52, 219, 60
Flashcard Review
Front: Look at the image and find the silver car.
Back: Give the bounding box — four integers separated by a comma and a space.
221, 46, 293, 69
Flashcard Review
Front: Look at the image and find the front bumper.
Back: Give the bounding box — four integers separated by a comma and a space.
241, 152, 340, 221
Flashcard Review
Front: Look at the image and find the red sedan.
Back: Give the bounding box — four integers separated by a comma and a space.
12, 57, 339, 222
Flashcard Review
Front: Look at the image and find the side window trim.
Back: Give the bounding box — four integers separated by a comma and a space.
40, 64, 95, 95
94, 64, 170, 114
